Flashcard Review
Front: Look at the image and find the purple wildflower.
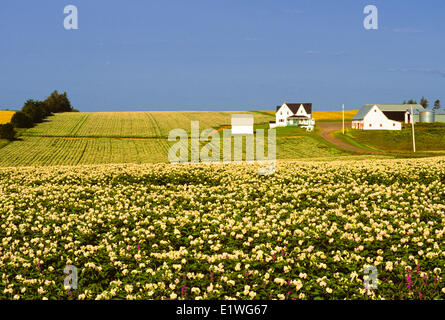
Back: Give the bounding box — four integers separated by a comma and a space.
181, 285, 187, 297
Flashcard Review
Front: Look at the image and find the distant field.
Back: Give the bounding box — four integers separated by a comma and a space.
0, 111, 15, 124
257, 110, 357, 121
23, 111, 274, 138
0, 111, 350, 167
312, 110, 357, 121
0, 132, 346, 167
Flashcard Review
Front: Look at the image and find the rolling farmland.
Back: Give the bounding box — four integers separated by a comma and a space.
0, 111, 350, 167
23, 111, 274, 138
0, 137, 172, 166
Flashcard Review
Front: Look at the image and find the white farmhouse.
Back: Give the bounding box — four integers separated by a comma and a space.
269, 102, 315, 129
231, 114, 254, 134
352, 104, 424, 130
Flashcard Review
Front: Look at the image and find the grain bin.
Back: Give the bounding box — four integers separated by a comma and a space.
419, 111, 434, 123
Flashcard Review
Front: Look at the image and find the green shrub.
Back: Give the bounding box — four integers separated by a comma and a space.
0, 123, 15, 140
11, 111, 33, 128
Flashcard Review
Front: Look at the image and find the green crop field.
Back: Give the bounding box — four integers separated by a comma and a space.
341, 123, 445, 153
0, 111, 350, 167
0, 137, 172, 166
23, 111, 274, 138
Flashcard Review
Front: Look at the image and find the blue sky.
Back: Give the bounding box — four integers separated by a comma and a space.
1, 0, 444, 111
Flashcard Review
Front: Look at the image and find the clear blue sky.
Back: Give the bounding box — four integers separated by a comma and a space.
1, 0, 444, 111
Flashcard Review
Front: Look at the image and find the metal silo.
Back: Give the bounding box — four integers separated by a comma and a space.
419, 111, 435, 123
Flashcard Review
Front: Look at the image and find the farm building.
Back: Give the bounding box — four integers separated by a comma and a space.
231, 114, 254, 134
352, 104, 424, 130
269, 102, 315, 129
412, 110, 445, 123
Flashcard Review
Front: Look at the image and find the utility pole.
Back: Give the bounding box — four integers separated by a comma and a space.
411, 105, 416, 153
342, 104, 345, 134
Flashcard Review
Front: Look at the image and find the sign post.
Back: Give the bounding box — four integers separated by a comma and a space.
411, 105, 416, 153
342, 104, 345, 134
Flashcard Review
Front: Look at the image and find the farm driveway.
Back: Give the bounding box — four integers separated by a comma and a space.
317, 122, 379, 154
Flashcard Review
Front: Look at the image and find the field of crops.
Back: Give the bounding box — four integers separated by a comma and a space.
23, 111, 274, 138
0, 111, 15, 124
0, 110, 350, 167
0, 134, 346, 167
0, 157, 443, 300
0, 137, 172, 166
313, 111, 357, 121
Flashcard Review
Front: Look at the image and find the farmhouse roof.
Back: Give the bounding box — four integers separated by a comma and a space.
283, 103, 312, 115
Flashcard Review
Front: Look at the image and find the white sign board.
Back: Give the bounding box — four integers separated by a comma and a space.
231, 114, 254, 135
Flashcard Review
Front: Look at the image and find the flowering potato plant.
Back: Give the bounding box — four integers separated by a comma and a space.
0, 157, 444, 300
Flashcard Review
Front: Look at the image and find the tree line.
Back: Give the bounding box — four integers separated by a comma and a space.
0, 91, 76, 141
403, 97, 441, 112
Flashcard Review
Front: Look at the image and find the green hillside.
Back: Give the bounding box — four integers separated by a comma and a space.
340, 123, 445, 153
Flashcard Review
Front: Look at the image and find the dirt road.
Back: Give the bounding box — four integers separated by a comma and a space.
317, 122, 379, 154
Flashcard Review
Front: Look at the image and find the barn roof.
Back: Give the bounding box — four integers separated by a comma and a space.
352, 105, 373, 121
353, 104, 424, 121
364, 104, 424, 112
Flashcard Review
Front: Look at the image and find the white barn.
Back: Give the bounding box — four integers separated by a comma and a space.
231, 114, 254, 134
270, 102, 315, 128
352, 104, 424, 130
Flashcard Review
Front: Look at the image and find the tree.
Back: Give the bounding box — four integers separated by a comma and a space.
44, 90, 73, 113
433, 99, 441, 112
420, 96, 428, 109
407, 99, 417, 104
22, 100, 46, 123
10, 111, 33, 128
0, 123, 16, 141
